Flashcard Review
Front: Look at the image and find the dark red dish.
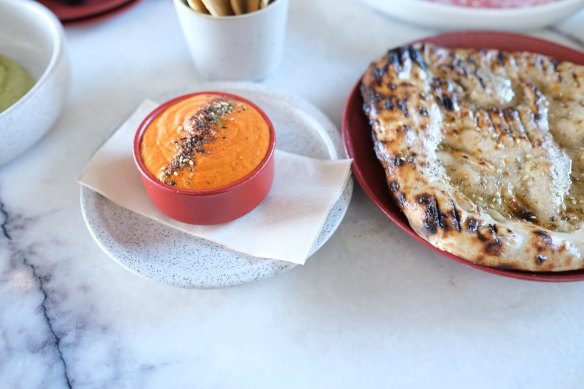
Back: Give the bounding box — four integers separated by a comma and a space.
37, 0, 142, 26
134, 92, 276, 226
342, 31, 584, 282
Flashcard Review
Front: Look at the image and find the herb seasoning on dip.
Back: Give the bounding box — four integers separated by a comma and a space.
140, 94, 271, 190
0, 54, 35, 113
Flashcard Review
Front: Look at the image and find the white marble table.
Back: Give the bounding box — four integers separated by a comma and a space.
2, 0, 584, 387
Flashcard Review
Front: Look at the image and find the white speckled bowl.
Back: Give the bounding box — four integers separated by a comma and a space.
0, 0, 69, 166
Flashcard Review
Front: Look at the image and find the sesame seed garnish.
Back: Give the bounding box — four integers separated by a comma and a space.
160, 98, 241, 183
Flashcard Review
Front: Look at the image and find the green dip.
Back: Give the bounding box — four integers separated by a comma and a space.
0, 54, 35, 113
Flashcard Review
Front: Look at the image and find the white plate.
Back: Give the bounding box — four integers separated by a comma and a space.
80, 82, 353, 288
360, 0, 584, 31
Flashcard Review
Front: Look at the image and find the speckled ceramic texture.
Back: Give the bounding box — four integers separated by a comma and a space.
80, 82, 353, 288
0, 0, 70, 166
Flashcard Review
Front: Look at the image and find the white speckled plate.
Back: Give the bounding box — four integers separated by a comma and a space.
80, 82, 353, 288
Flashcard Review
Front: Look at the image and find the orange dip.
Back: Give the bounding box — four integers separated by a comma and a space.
140, 94, 270, 190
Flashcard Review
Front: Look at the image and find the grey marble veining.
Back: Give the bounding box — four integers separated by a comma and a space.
2, 0, 584, 387
0, 199, 70, 388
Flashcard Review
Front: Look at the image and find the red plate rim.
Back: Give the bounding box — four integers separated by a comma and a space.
37, 0, 141, 24
62, 0, 142, 27
341, 31, 584, 282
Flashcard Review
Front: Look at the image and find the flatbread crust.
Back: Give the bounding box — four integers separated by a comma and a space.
361, 44, 584, 272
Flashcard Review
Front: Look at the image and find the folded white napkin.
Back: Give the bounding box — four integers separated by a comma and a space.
78, 100, 352, 265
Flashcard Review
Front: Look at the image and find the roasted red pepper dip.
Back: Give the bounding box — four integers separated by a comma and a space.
140, 94, 271, 190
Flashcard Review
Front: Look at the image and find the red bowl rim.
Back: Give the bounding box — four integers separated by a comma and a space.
133, 91, 276, 197
341, 31, 584, 282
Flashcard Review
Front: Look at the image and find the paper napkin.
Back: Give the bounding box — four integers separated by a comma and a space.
77, 100, 352, 265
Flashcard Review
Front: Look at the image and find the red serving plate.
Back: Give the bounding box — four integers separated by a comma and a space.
37, 0, 142, 26
342, 31, 584, 282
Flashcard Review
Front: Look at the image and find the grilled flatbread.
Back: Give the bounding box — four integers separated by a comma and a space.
361, 44, 584, 271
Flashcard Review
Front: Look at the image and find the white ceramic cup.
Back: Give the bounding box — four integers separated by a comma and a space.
173, 0, 289, 81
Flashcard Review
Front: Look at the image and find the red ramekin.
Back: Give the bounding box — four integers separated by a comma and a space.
133, 91, 276, 225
